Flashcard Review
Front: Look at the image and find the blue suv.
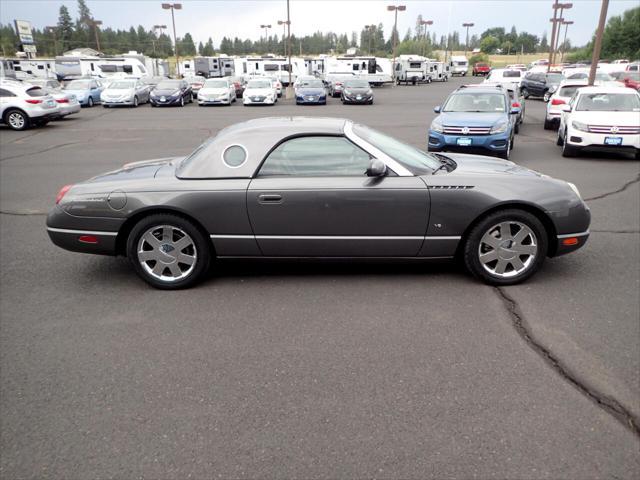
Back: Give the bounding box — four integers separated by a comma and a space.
428, 85, 520, 160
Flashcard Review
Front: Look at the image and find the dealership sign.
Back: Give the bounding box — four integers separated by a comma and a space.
14, 19, 35, 45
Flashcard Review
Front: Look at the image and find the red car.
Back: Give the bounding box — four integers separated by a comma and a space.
472, 63, 491, 76
611, 71, 640, 91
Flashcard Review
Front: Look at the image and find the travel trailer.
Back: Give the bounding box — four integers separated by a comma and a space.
234, 56, 304, 85
427, 60, 450, 81
55, 56, 149, 80
450, 55, 469, 76
10, 59, 57, 79
0, 58, 16, 79
394, 55, 430, 84
193, 56, 235, 78
324, 56, 392, 85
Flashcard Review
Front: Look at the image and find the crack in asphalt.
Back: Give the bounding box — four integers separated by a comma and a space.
584, 173, 640, 202
0, 141, 85, 162
495, 286, 640, 438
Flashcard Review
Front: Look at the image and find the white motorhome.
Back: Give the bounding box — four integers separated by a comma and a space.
193, 56, 235, 78
0, 58, 16, 79
303, 58, 325, 77
394, 55, 430, 84
427, 60, 450, 82
54, 56, 148, 80
11, 59, 57, 79
324, 56, 392, 85
450, 55, 469, 76
122, 51, 168, 77
234, 56, 303, 85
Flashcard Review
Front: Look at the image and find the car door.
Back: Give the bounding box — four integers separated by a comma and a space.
0, 87, 16, 118
247, 135, 430, 257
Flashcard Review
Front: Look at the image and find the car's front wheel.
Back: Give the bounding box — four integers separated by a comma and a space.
87, 96, 94, 107
463, 209, 547, 285
561, 129, 578, 157
127, 214, 211, 289
521, 87, 529, 99
133, 96, 139, 108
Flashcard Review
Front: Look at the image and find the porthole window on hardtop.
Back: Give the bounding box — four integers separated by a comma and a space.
223, 145, 248, 168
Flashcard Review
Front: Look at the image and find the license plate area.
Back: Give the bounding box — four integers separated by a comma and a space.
604, 136, 622, 146
457, 137, 472, 146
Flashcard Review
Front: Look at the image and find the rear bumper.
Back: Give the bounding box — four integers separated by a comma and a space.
46, 207, 122, 256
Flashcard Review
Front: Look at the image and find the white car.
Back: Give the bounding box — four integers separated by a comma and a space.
544, 80, 589, 130
557, 86, 640, 158
0, 79, 60, 130
484, 68, 524, 87
243, 78, 277, 106
197, 78, 237, 106
26, 78, 81, 118
562, 69, 618, 86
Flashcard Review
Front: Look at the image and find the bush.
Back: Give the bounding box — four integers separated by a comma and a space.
469, 53, 489, 66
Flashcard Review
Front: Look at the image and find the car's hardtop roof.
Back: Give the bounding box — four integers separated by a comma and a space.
575, 86, 638, 95
221, 116, 346, 135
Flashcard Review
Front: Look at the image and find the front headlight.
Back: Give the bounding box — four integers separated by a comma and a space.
567, 182, 582, 199
490, 120, 509, 134
572, 120, 589, 132
344, 90, 351, 96
171, 90, 181, 97
430, 118, 444, 133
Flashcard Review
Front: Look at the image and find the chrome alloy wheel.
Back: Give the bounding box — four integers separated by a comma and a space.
8, 112, 26, 129
478, 221, 538, 278
137, 225, 197, 282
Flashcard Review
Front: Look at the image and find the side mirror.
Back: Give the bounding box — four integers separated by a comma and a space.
434, 105, 441, 113
366, 159, 387, 177
561, 104, 571, 113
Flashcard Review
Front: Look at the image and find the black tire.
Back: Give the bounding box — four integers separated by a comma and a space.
87, 96, 94, 107
3, 109, 30, 131
636, 149, 640, 160
562, 135, 579, 157
127, 213, 211, 290
521, 87, 529, 99
556, 130, 564, 146
180, 96, 185, 107
543, 118, 555, 130
133, 96, 139, 108
497, 137, 512, 160
543, 90, 551, 103
463, 209, 548, 285
189, 94, 194, 103
514, 123, 520, 134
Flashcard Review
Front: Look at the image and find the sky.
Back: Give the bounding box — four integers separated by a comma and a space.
1, 0, 637, 49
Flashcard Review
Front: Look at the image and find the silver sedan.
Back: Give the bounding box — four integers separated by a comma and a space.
101, 79, 151, 108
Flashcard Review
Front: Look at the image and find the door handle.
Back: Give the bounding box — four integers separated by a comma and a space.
258, 193, 283, 204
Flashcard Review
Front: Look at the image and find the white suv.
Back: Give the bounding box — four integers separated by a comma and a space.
557, 86, 640, 158
0, 79, 61, 131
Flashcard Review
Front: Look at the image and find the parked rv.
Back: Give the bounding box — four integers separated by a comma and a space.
450, 56, 469, 76
395, 55, 429, 85
427, 61, 450, 82
324, 56, 392, 86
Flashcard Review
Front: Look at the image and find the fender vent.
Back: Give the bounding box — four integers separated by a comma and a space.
427, 185, 475, 190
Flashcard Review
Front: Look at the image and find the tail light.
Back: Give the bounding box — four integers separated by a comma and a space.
512, 102, 521, 108
25, 99, 42, 104
56, 98, 69, 103
551, 98, 566, 105
336, 82, 342, 86
56, 184, 73, 204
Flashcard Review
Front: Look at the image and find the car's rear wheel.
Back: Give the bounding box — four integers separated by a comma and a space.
127, 214, 211, 289
544, 118, 555, 130
464, 209, 547, 285
543, 91, 551, 102
4, 109, 29, 131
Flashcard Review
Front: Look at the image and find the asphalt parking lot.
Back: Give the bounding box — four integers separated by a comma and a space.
1, 76, 639, 478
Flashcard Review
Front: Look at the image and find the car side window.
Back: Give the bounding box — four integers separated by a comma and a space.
258, 136, 372, 177
0, 88, 16, 97
90, 81, 98, 89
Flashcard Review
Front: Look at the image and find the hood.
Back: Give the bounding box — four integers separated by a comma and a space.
571, 110, 640, 126
439, 153, 545, 177
152, 87, 181, 96
103, 88, 134, 95
63, 88, 89, 95
200, 87, 228, 95
438, 111, 507, 127
344, 87, 371, 93
245, 87, 273, 96
297, 87, 325, 95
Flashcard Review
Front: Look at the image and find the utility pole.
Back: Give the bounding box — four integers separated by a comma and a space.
162, 3, 183, 76
364, 25, 375, 55
285, 0, 293, 98
260, 24, 272, 53
559, 20, 573, 63
278, 20, 289, 57
589, 0, 609, 85
462, 22, 474, 57
419, 19, 433, 57
153, 25, 167, 56
45, 26, 58, 56
84, 18, 103, 52
552, 3, 572, 64
387, 5, 406, 84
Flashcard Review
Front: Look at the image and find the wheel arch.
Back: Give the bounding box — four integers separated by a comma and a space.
115, 206, 213, 256
456, 201, 559, 258
2, 107, 29, 123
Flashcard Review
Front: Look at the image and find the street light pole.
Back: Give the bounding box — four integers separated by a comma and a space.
45, 26, 58, 56
419, 20, 433, 57
260, 24, 272, 53
559, 20, 573, 63
462, 22, 474, 57
153, 25, 167, 57
162, 3, 182, 77
588, 0, 609, 85
285, 0, 293, 98
552, 3, 572, 64
387, 5, 406, 84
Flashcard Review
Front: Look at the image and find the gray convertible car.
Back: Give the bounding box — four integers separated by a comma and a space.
47, 117, 590, 289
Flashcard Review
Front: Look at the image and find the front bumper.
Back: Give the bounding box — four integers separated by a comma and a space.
243, 96, 275, 105
198, 96, 231, 105
296, 95, 326, 104
102, 97, 135, 106
553, 231, 590, 257
150, 96, 183, 106
428, 130, 510, 153
342, 94, 372, 103
566, 127, 640, 150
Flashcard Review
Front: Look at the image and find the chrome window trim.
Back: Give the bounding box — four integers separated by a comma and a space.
343, 121, 414, 177
47, 227, 118, 236
211, 234, 461, 240
557, 231, 589, 239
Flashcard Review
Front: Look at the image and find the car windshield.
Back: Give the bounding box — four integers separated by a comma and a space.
576, 92, 640, 111
300, 80, 324, 88
157, 80, 181, 89
108, 81, 135, 89
502, 70, 521, 78
443, 92, 506, 112
345, 80, 369, 88
64, 80, 90, 89
204, 80, 228, 88
353, 124, 440, 174
247, 80, 271, 88
559, 85, 584, 97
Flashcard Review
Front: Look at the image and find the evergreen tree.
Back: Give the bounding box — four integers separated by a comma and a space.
202, 37, 214, 56
57, 5, 74, 53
